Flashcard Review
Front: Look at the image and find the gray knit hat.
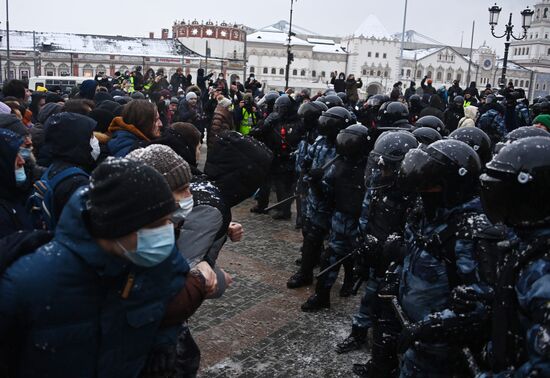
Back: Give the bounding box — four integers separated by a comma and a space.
126, 144, 192, 191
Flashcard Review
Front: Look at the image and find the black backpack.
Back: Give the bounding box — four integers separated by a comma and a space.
205, 130, 273, 207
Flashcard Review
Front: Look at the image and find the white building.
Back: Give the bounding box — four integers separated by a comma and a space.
246, 26, 346, 93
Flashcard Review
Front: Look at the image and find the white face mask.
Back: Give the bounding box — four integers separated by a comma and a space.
178, 196, 194, 218
90, 136, 100, 161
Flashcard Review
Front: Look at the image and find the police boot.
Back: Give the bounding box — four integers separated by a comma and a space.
354, 325, 399, 377
335, 325, 368, 354
301, 287, 330, 312
339, 258, 355, 297
287, 236, 322, 289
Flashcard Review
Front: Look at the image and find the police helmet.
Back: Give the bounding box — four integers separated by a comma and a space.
448, 127, 492, 165
453, 95, 465, 106
274, 95, 292, 115
298, 101, 328, 129
336, 124, 370, 159
379, 101, 409, 126
336, 92, 348, 105
365, 130, 418, 189
412, 127, 442, 147
409, 94, 422, 108
323, 94, 344, 109
318, 106, 353, 139
480, 136, 550, 227
494, 126, 550, 154
415, 115, 446, 135
398, 139, 481, 207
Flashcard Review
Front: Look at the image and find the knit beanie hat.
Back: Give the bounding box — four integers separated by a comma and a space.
186, 92, 197, 101
79, 80, 98, 100
0, 113, 29, 136
87, 157, 178, 239
126, 145, 192, 191
534, 114, 550, 131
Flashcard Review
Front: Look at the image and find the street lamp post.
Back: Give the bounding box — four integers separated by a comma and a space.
488, 3, 534, 87
284, 0, 295, 91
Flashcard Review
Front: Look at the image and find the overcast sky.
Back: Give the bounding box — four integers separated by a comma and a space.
6, 0, 533, 56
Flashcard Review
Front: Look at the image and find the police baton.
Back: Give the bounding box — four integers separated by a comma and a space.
315, 249, 357, 279
263, 195, 298, 212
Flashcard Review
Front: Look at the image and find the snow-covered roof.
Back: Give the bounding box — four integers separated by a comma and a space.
312, 43, 346, 54
3, 30, 185, 58
353, 15, 393, 39
496, 59, 530, 71
401, 47, 444, 60
247, 30, 311, 46
307, 38, 335, 45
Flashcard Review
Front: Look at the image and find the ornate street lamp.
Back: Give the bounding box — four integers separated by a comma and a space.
489, 3, 534, 86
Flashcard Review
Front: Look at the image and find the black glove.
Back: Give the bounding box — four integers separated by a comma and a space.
142, 344, 177, 375
308, 168, 323, 181
450, 285, 492, 314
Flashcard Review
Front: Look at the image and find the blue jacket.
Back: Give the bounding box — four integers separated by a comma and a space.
108, 130, 141, 157
0, 187, 189, 377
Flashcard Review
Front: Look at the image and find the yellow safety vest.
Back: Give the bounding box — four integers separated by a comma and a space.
239, 108, 256, 135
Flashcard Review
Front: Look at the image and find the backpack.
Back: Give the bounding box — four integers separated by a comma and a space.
27, 166, 89, 230
205, 130, 273, 207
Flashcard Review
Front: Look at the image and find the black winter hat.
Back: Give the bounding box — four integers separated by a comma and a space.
94, 91, 114, 106
45, 92, 65, 104
89, 108, 114, 133
87, 157, 178, 239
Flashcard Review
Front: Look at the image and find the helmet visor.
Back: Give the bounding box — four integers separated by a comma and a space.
365, 152, 401, 189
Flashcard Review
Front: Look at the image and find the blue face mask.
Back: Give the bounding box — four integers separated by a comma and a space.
177, 196, 194, 219
19, 147, 32, 161
117, 223, 175, 267
15, 167, 26, 185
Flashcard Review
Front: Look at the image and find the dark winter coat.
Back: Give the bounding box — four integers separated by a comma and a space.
107, 116, 151, 157
40, 112, 96, 222
0, 187, 189, 377
447, 83, 464, 101
170, 73, 188, 94
0, 129, 33, 238
331, 73, 346, 93
197, 69, 213, 95
149, 128, 201, 175
418, 95, 445, 121
420, 77, 437, 95
345, 78, 363, 104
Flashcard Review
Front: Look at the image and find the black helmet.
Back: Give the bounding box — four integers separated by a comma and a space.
494, 126, 550, 154
318, 106, 353, 139
323, 94, 344, 109
365, 130, 418, 189
409, 94, 422, 108
336, 124, 370, 159
316, 95, 326, 104
448, 127, 492, 165
367, 94, 388, 108
415, 115, 446, 135
532, 100, 550, 117
379, 101, 409, 126
412, 127, 442, 147
398, 139, 481, 207
298, 101, 328, 129
274, 94, 292, 115
480, 136, 550, 227
336, 92, 348, 105
264, 91, 280, 105
453, 95, 464, 106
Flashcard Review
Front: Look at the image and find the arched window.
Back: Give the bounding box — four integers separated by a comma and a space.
436, 71, 443, 81
321, 71, 326, 77
362, 69, 367, 75
544, 7, 548, 18
377, 70, 381, 77
514, 79, 519, 86
263, 67, 268, 74
370, 70, 374, 76
406, 69, 411, 77
279, 68, 284, 75
44, 63, 56, 76
271, 68, 276, 74
416, 70, 422, 78
427, 70, 433, 78
527, 48, 530, 55
82, 64, 93, 77
292, 69, 298, 76
446, 72, 452, 81
520, 80, 524, 87
456, 73, 462, 82
384, 71, 388, 77
312, 70, 317, 77
58, 63, 70, 76
19, 62, 31, 80
526, 80, 530, 88
300, 69, 306, 76
249, 66, 255, 73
